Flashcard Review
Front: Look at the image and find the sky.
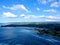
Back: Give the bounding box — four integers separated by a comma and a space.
0, 0, 60, 23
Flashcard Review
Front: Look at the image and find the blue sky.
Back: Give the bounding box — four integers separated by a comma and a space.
0, 0, 60, 23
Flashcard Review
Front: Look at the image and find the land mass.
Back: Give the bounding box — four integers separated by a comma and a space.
1, 22, 60, 38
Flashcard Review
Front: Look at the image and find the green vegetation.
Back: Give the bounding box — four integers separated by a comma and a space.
35, 29, 60, 38
44, 30, 60, 37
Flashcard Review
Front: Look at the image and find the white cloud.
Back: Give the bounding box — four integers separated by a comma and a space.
45, 19, 56, 22
38, 0, 47, 4
3, 4, 29, 12
45, 15, 60, 20
36, 8, 40, 11
37, 0, 60, 6
47, 16, 55, 19
38, 15, 45, 18
19, 13, 60, 21
50, 2, 59, 7
43, 15, 60, 22
48, 0, 56, 2
20, 14, 25, 17
45, 16, 55, 20
48, 0, 52, 2
20, 14, 60, 20
20, 14, 37, 19
3, 12, 17, 18
28, 15, 37, 18
43, 9, 57, 13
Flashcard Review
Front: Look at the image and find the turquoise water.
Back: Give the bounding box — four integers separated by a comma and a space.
0, 27, 60, 45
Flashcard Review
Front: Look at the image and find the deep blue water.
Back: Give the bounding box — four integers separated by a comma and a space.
0, 27, 60, 45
